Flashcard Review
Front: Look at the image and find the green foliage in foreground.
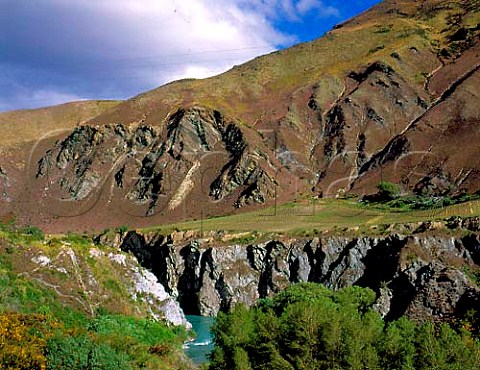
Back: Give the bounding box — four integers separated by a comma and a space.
46, 332, 132, 370
0, 235, 188, 369
209, 284, 480, 370
0, 311, 184, 370
45, 314, 183, 370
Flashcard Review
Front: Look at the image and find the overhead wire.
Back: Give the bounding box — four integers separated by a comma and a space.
1, 43, 278, 106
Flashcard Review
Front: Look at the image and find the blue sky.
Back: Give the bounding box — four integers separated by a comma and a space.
0, 0, 380, 112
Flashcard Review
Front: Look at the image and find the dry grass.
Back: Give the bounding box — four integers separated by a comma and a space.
143, 198, 480, 236
0, 100, 121, 149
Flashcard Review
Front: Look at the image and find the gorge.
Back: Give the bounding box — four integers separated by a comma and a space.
94, 217, 480, 323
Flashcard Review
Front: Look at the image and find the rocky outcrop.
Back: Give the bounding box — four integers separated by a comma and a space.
102, 223, 480, 323
16, 241, 190, 328
35, 107, 276, 217
0, 165, 10, 202
89, 247, 190, 327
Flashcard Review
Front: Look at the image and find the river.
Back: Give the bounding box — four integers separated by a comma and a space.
184, 315, 215, 365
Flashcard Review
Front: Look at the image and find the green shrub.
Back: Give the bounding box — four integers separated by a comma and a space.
20, 225, 45, 241
368, 45, 385, 54
46, 334, 132, 370
88, 314, 177, 347
377, 182, 402, 201
63, 232, 92, 246
116, 225, 129, 233
374, 25, 392, 33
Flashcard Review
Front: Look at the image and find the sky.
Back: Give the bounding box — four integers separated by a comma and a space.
0, 0, 380, 112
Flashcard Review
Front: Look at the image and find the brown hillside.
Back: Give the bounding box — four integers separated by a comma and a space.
0, 0, 479, 232
0, 100, 121, 149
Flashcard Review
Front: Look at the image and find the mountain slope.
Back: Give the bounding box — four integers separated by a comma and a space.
1, 0, 479, 232
0, 100, 121, 149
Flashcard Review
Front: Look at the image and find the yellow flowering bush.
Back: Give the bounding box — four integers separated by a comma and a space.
0, 312, 54, 370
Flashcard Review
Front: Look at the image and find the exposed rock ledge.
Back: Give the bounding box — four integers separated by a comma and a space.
23, 243, 190, 328
96, 218, 480, 322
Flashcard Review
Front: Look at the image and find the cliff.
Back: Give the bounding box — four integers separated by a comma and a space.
0, 231, 190, 328
95, 218, 480, 323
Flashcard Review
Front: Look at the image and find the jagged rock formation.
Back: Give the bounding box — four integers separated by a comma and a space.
96, 218, 480, 322
88, 247, 190, 327
34, 107, 278, 220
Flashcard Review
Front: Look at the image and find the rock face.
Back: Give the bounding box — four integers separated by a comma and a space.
106, 224, 480, 322
89, 247, 190, 328
36, 108, 275, 210
13, 240, 190, 328
32, 107, 279, 226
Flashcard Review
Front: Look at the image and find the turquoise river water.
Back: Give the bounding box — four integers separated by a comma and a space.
184, 315, 215, 365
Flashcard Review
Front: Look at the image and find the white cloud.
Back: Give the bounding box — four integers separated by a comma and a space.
26, 0, 288, 83
237, 0, 339, 21
28, 90, 85, 107
296, 0, 340, 17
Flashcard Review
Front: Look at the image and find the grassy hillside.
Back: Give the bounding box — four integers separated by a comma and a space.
143, 197, 480, 237
0, 223, 193, 370
0, 100, 121, 150
1, 0, 479, 233
91, 0, 480, 127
